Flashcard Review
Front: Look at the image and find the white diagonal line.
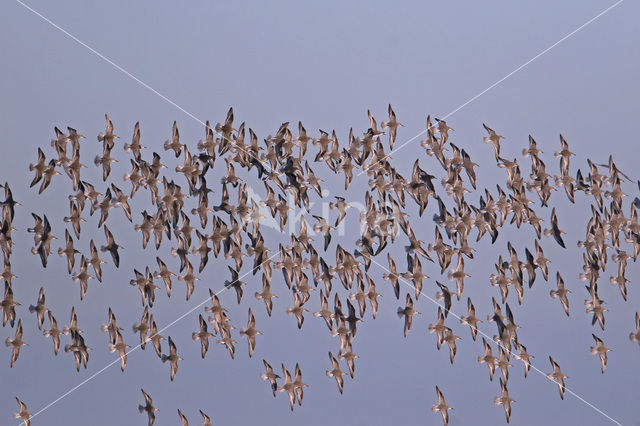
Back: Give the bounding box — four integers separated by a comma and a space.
367, 256, 622, 425
357, 0, 624, 177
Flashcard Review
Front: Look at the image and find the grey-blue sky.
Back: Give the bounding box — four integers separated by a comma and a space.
1, 1, 639, 425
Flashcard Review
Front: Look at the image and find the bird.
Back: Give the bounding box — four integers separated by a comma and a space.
224, 266, 245, 305
154, 256, 175, 297
14, 397, 31, 426
97, 114, 118, 150
513, 343, 533, 378
192, 314, 213, 359
460, 297, 482, 340
382, 252, 401, 299
43, 311, 62, 355
590, 334, 611, 373
381, 104, 403, 149
293, 363, 307, 407
338, 342, 358, 378
255, 273, 277, 316
432, 385, 453, 426
260, 359, 280, 397
161, 336, 182, 381
177, 409, 189, 426
494, 378, 515, 423
148, 314, 165, 358
239, 308, 262, 357
28, 287, 48, 330
329, 197, 351, 227
550, 272, 571, 316
64, 329, 90, 372
29, 147, 47, 188
30, 214, 55, 268
138, 389, 158, 426
325, 351, 346, 394
124, 121, 145, 160
216, 328, 236, 360
630, 312, 640, 344
39, 159, 61, 194
132, 307, 150, 350
177, 260, 199, 301
57, 229, 79, 273
483, 123, 504, 159
543, 208, 566, 248
88, 240, 105, 282
71, 255, 93, 300
478, 338, 498, 381
286, 291, 308, 329
277, 364, 297, 411
6, 319, 27, 367
199, 410, 213, 426
164, 121, 184, 157
312, 215, 334, 251
546, 356, 567, 399
428, 307, 448, 350
100, 307, 123, 344
442, 329, 461, 364
108, 329, 129, 372
435, 281, 453, 317
100, 225, 122, 268
397, 293, 419, 337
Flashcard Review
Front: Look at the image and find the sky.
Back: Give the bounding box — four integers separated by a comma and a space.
1, 1, 639, 425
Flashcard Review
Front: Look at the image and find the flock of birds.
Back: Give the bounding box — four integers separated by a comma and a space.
2, 106, 640, 425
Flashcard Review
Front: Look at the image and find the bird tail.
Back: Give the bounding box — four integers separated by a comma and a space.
108, 344, 117, 353
493, 397, 501, 406
100, 324, 109, 333
326, 370, 333, 378
138, 405, 145, 413
589, 346, 597, 355
5, 337, 12, 347
28, 304, 37, 313
396, 308, 404, 318
192, 332, 199, 342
